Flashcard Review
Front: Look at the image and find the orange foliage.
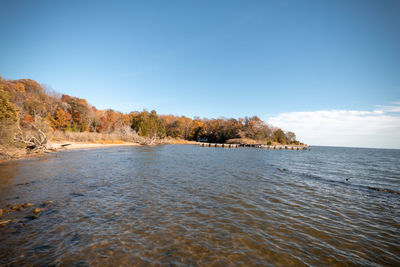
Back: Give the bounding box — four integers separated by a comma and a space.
51, 108, 71, 129
0, 76, 298, 144
13, 82, 25, 93
20, 114, 34, 127
18, 79, 43, 94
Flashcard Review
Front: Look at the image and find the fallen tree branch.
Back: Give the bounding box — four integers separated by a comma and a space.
14, 123, 56, 153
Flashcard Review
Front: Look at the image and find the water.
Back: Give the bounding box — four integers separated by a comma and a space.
0, 145, 399, 266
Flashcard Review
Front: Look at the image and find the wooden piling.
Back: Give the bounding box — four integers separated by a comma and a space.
199, 142, 308, 150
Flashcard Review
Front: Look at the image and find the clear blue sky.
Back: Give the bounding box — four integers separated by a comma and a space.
0, 0, 399, 121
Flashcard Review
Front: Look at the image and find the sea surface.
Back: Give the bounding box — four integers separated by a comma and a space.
0, 145, 399, 266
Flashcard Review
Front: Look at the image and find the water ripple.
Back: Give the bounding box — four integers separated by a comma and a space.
0, 145, 399, 265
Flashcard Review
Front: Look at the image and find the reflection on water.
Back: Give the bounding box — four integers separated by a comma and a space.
0, 145, 399, 266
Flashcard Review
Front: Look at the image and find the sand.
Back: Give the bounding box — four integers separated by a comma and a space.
48, 142, 140, 151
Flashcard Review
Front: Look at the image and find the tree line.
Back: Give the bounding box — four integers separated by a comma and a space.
0, 76, 301, 145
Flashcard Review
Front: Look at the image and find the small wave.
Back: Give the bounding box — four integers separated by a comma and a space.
288, 171, 400, 196
366, 186, 400, 195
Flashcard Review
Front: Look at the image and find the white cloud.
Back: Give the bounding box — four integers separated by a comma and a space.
267, 103, 400, 149
375, 102, 400, 113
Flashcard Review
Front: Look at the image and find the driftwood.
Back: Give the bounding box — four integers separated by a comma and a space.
140, 136, 157, 145
148, 136, 156, 145
14, 124, 54, 153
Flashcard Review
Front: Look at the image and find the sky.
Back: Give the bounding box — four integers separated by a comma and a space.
0, 0, 399, 148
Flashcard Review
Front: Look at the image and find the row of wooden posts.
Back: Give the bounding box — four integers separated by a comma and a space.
199, 143, 309, 150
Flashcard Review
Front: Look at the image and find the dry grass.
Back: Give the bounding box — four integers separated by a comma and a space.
50, 126, 147, 144
160, 137, 198, 145
50, 131, 200, 146
226, 138, 263, 144
94, 139, 125, 144
226, 138, 289, 145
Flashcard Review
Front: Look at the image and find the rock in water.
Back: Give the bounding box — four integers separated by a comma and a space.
22, 203, 33, 208
33, 208, 42, 214
0, 220, 11, 226
11, 204, 23, 211
31, 214, 40, 220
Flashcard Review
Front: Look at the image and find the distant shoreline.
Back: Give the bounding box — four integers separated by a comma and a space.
0, 139, 309, 163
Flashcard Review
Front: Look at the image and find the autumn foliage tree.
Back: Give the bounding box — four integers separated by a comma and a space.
51, 108, 71, 130
0, 88, 18, 123
132, 110, 165, 138
273, 129, 287, 144
0, 75, 300, 146
0, 83, 19, 145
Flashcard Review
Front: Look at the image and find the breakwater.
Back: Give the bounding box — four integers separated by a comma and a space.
199, 143, 309, 150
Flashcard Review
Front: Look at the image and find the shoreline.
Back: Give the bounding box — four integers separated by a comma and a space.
0, 142, 141, 164
49, 141, 141, 151
0, 140, 305, 163
0, 140, 199, 163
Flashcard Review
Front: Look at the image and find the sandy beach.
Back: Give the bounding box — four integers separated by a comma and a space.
0, 142, 141, 162
48, 142, 141, 151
